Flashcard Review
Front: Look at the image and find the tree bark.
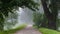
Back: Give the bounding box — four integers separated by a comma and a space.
0, 22, 4, 31
0, 14, 4, 31
41, 0, 57, 30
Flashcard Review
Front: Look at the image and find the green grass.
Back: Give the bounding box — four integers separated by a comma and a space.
39, 28, 60, 34
0, 24, 27, 34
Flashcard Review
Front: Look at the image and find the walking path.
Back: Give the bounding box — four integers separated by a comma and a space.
14, 25, 42, 34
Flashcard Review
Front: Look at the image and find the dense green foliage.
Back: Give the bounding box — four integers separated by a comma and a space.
33, 12, 43, 28
0, 0, 39, 18
39, 28, 60, 34
33, 12, 48, 28
0, 0, 39, 30
4, 12, 18, 30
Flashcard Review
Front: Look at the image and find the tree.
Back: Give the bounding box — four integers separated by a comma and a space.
4, 12, 18, 30
41, 0, 58, 30
33, 12, 48, 28
33, 12, 43, 28
0, 0, 39, 31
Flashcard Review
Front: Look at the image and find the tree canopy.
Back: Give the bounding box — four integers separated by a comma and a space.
0, 0, 39, 31
0, 0, 39, 19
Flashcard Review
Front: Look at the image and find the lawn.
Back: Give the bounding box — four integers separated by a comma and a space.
0, 24, 27, 34
39, 28, 60, 34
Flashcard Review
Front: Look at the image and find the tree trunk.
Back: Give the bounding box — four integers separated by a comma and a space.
41, 0, 57, 30
48, 20, 56, 30
48, 0, 58, 30
0, 22, 4, 31
0, 18, 4, 31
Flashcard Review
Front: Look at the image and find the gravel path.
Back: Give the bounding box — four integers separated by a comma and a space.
14, 25, 42, 34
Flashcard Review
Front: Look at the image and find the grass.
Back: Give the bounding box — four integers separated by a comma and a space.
0, 24, 27, 34
39, 28, 60, 34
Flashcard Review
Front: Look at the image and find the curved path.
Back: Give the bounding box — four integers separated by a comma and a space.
14, 25, 42, 34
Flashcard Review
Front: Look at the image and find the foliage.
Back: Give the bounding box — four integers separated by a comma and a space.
0, 24, 27, 34
33, 12, 47, 28
0, 0, 39, 18
4, 12, 18, 30
0, 0, 39, 30
39, 28, 60, 34
56, 18, 60, 31
33, 12, 43, 28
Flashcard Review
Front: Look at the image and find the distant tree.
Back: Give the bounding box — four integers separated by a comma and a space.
4, 12, 18, 30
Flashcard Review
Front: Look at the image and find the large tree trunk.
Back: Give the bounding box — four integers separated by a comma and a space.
48, 0, 58, 30
48, 17, 57, 30
41, 0, 57, 30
